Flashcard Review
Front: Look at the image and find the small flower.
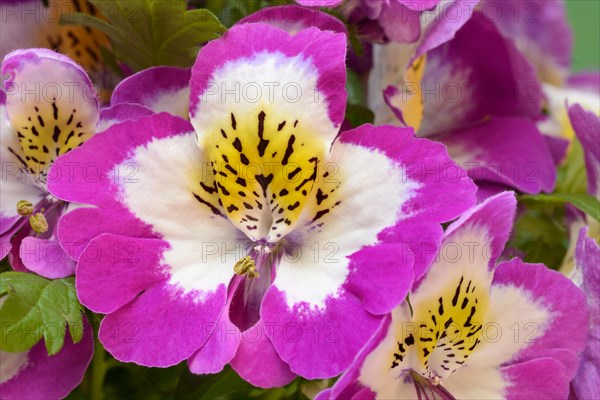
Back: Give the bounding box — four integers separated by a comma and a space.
319, 192, 589, 399
377, 12, 557, 197
1, 0, 117, 97
48, 22, 477, 387
0, 49, 150, 279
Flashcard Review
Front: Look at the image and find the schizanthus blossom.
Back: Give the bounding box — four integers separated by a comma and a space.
318, 192, 589, 399
48, 22, 476, 386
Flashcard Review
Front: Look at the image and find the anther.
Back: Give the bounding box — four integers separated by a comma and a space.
17, 200, 34, 216
234, 255, 259, 278
29, 212, 48, 233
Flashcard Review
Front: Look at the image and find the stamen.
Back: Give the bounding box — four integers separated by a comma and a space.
233, 255, 259, 279
17, 200, 34, 216
29, 212, 49, 233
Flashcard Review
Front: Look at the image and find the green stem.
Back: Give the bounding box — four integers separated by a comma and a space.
90, 338, 108, 400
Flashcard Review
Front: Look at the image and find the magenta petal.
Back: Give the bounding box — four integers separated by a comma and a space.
420, 13, 542, 136
19, 236, 75, 279
58, 207, 155, 261
493, 259, 589, 368
0, 319, 94, 400
188, 311, 240, 374
378, 220, 443, 282
568, 103, 600, 197
502, 357, 571, 400
239, 5, 347, 35
439, 117, 556, 194
76, 234, 168, 314
346, 243, 415, 315
294, 0, 343, 6
325, 316, 392, 400
189, 23, 347, 130
111, 66, 191, 119
97, 103, 154, 132
445, 191, 517, 266
99, 283, 227, 367
412, 0, 475, 59
230, 321, 296, 388
571, 227, 600, 400
480, 0, 572, 84
378, 1, 421, 43
262, 287, 382, 379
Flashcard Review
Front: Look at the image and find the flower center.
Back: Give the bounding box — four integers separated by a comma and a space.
390, 275, 490, 380
199, 109, 326, 242
10, 98, 93, 181
229, 241, 280, 331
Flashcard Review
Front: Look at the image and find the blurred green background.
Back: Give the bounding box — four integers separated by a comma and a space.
566, 0, 600, 71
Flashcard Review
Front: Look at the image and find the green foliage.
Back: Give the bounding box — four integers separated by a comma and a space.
345, 104, 375, 128
0, 272, 84, 355
173, 367, 256, 400
510, 200, 569, 269
521, 193, 600, 223
346, 69, 365, 106
60, 0, 226, 71
556, 138, 588, 195
196, 0, 293, 27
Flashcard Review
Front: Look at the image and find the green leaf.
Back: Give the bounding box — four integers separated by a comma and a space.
60, 0, 226, 71
510, 200, 568, 269
172, 366, 256, 400
521, 193, 600, 222
346, 69, 365, 105
556, 138, 588, 195
345, 104, 374, 128
0, 272, 84, 355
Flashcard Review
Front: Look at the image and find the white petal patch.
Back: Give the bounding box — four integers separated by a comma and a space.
118, 133, 242, 296
148, 87, 190, 119
464, 283, 552, 369
0, 350, 28, 384
368, 42, 416, 127
273, 142, 420, 309
359, 304, 415, 398
441, 364, 506, 399
192, 51, 338, 146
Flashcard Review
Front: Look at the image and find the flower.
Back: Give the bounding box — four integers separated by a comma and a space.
0, 49, 149, 279
48, 22, 477, 387
376, 12, 557, 197
0, 317, 94, 400
570, 227, 600, 399
0, 0, 117, 97
0, 49, 99, 279
318, 192, 589, 400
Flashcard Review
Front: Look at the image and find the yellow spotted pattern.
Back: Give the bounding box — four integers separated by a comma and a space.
8, 99, 94, 177
195, 107, 327, 241
390, 274, 489, 377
